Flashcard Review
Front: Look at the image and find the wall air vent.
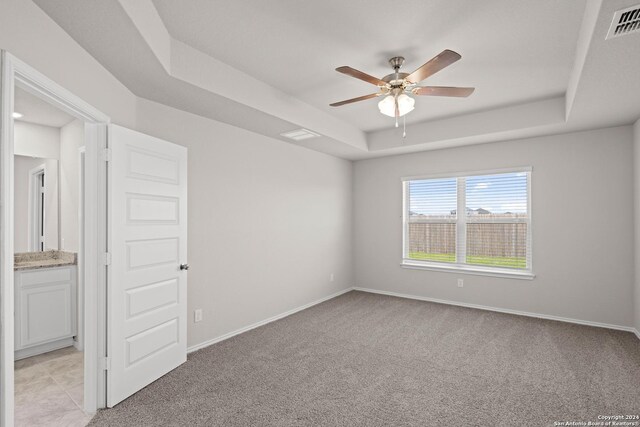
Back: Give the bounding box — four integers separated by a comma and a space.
606, 4, 640, 39
280, 128, 321, 141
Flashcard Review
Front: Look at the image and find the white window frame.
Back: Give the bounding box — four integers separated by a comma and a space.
401, 167, 534, 280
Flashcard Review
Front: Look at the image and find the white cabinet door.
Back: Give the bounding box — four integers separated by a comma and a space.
107, 125, 188, 407
15, 266, 77, 349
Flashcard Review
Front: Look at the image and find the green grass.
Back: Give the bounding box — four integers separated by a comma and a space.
409, 252, 526, 269
409, 252, 456, 263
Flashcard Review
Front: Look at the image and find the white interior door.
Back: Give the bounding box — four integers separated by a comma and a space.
107, 125, 187, 407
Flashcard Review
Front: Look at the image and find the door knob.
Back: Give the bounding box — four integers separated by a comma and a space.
180, 263, 190, 271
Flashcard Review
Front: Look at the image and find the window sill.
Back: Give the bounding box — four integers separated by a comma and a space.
400, 260, 535, 280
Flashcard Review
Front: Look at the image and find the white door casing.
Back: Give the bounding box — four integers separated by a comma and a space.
107, 124, 187, 407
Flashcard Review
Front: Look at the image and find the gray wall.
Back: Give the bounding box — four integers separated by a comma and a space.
14, 121, 60, 159
59, 119, 84, 252
354, 126, 635, 328
634, 118, 640, 333
135, 99, 353, 347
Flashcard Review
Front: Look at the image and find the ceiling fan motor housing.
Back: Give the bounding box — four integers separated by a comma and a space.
388, 56, 405, 70
383, 57, 411, 88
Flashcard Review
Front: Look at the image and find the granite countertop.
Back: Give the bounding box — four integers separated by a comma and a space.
14, 250, 77, 271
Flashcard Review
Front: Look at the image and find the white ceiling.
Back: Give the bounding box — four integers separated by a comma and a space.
14, 86, 76, 128
152, 0, 584, 132
32, 0, 640, 159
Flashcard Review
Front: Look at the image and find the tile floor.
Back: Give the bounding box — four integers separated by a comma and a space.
14, 346, 93, 426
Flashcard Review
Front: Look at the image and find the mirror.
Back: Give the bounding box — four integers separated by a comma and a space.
14, 155, 59, 252
13, 86, 80, 254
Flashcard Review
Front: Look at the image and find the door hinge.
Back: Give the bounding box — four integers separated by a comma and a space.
100, 357, 111, 371
101, 148, 112, 162
103, 252, 112, 266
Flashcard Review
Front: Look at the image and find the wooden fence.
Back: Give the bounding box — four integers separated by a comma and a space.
408, 222, 527, 258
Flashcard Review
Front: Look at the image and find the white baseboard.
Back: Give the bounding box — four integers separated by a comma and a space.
634, 328, 640, 340
187, 287, 354, 353
15, 338, 75, 360
353, 287, 639, 335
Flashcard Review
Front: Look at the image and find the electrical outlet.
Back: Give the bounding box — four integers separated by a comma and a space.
330, 273, 335, 282
194, 309, 203, 323
457, 279, 464, 288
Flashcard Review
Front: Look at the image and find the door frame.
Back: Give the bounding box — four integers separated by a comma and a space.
27, 163, 46, 252
1, 51, 110, 426
75, 147, 86, 352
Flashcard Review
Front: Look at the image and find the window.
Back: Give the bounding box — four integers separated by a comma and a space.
402, 168, 532, 278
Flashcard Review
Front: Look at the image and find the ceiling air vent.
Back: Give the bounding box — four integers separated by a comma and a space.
280, 128, 320, 141
606, 4, 640, 39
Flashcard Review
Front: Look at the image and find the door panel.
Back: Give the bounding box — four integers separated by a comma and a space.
107, 125, 187, 407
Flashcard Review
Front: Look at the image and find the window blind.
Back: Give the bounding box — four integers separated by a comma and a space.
465, 172, 529, 269
404, 170, 531, 272
407, 178, 457, 263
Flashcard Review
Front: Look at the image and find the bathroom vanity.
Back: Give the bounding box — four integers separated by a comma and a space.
14, 251, 78, 360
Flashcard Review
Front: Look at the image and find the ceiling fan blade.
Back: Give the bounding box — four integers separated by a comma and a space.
330, 93, 382, 107
405, 50, 462, 84
335, 66, 387, 87
412, 86, 475, 97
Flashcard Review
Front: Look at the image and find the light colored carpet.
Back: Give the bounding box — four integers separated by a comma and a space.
89, 291, 640, 426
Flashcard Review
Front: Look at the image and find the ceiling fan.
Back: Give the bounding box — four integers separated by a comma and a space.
330, 50, 474, 130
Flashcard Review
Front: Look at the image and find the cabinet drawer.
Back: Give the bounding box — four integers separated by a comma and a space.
19, 267, 72, 287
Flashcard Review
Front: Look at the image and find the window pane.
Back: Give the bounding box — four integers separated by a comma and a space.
465, 172, 527, 218
466, 223, 527, 269
408, 178, 457, 219
408, 223, 456, 263
407, 178, 457, 264
465, 172, 529, 269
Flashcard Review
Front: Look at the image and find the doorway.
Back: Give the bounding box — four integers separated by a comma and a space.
12, 85, 87, 425
1, 51, 190, 426
1, 51, 110, 426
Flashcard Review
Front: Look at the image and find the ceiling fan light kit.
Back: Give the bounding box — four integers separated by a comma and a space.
378, 93, 414, 118
330, 50, 475, 136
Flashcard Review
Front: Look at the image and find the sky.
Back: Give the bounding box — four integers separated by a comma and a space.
409, 172, 528, 216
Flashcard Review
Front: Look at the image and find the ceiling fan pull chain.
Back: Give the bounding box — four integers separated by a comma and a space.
403, 115, 406, 138
395, 95, 399, 127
